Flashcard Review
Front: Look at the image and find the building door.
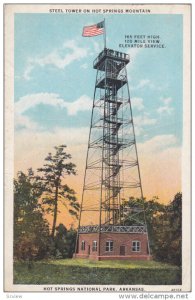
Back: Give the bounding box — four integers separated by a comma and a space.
88, 245, 90, 255
120, 245, 125, 256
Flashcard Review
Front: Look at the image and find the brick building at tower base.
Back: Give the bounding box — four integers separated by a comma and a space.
74, 228, 152, 261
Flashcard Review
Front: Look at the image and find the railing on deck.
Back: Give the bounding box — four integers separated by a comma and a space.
78, 225, 147, 234
93, 48, 130, 68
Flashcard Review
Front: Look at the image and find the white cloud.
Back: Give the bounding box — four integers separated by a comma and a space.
15, 114, 38, 130
131, 79, 150, 90
157, 106, 174, 115
130, 78, 160, 91
22, 40, 89, 80
66, 95, 92, 116
15, 93, 64, 114
127, 47, 142, 65
138, 134, 178, 153
126, 48, 143, 78
133, 125, 143, 137
134, 113, 157, 127
131, 97, 144, 111
137, 135, 181, 203
133, 113, 157, 136
80, 63, 88, 69
15, 93, 93, 130
91, 40, 102, 54
137, 79, 151, 88
23, 63, 34, 81
157, 97, 174, 115
37, 40, 88, 69
14, 126, 89, 174
162, 97, 172, 105
15, 93, 92, 116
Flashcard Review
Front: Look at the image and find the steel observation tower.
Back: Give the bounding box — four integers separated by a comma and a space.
74, 21, 151, 260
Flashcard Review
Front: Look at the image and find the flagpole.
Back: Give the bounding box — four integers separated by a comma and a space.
104, 18, 106, 49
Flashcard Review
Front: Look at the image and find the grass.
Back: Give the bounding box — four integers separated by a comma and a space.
14, 259, 181, 285
48, 258, 177, 269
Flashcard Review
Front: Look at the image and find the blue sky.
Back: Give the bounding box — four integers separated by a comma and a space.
14, 13, 183, 202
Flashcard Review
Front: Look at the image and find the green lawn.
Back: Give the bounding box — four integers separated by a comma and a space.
14, 259, 181, 285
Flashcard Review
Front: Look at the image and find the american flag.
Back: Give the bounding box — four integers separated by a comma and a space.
82, 21, 104, 37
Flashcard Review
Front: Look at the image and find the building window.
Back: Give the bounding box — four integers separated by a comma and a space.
81, 240, 85, 251
92, 241, 97, 252
132, 241, 141, 252
106, 241, 113, 252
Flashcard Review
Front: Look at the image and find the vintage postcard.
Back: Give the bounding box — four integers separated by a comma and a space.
4, 3, 191, 294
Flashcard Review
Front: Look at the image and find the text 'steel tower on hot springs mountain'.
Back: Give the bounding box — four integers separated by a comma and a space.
74, 22, 151, 260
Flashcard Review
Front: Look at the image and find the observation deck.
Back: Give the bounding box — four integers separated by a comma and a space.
93, 48, 130, 70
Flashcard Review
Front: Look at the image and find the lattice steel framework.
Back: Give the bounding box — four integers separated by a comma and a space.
77, 49, 149, 243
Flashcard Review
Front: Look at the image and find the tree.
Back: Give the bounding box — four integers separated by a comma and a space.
14, 170, 50, 261
145, 193, 182, 266
54, 223, 77, 258
121, 194, 182, 266
54, 224, 68, 258
121, 196, 165, 228
64, 226, 77, 258
37, 145, 80, 239
153, 193, 182, 266
143, 197, 166, 251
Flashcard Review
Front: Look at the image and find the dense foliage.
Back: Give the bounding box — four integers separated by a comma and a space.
150, 193, 182, 266
54, 224, 77, 259
123, 193, 182, 266
14, 145, 79, 261
14, 170, 50, 261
